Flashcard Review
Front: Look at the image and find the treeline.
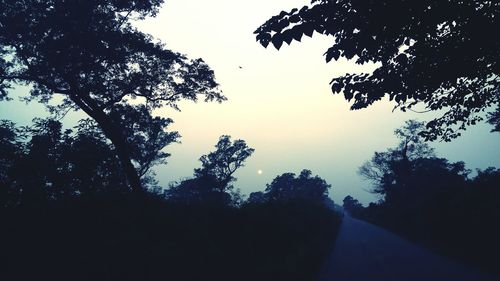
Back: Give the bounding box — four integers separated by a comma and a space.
343, 120, 500, 276
0, 118, 341, 281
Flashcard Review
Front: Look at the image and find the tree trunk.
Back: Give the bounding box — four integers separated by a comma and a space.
107, 130, 144, 193
94, 116, 144, 193
68, 94, 143, 193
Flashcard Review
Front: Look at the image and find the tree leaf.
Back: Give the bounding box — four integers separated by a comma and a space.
271, 35, 284, 50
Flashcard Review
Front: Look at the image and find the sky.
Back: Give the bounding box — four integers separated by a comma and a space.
1, 0, 499, 204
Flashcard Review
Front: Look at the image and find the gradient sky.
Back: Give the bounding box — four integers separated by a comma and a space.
1, 0, 499, 204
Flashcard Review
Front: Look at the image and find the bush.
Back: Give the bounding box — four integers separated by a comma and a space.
0, 193, 342, 281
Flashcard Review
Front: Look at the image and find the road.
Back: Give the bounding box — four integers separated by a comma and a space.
318, 216, 496, 281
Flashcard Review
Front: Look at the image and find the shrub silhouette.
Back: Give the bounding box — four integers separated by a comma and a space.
0, 119, 342, 281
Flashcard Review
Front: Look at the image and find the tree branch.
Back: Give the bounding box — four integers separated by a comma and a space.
0, 75, 69, 94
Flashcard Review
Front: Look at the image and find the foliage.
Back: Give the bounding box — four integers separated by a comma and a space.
166, 175, 235, 206
359, 120, 434, 195
0, 0, 224, 191
342, 195, 363, 216
166, 135, 254, 206
107, 104, 180, 178
247, 191, 267, 204
0, 194, 341, 281
194, 135, 255, 188
238, 201, 342, 281
255, 0, 500, 140
248, 169, 331, 204
0, 119, 343, 280
0, 120, 20, 184
0, 118, 168, 206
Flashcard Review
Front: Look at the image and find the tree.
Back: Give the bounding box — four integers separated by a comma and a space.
0, 120, 22, 206
166, 135, 254, 205
359, 120, 434, 195
359, 120, 473, 211
0, 0, 224, 192
255, 1, 499, 141
194, 135, 255, 190
165, 175, 231, 205
265, 169, 330, 203
247, 191, 267, 204
62, 119, 134, 194
106, 104, 180, 180
0, 120, 20, 185
342, 195, 363, 216
1, 118, 139, 206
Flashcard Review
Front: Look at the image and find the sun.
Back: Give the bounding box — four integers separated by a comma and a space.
257, 169, 263, 175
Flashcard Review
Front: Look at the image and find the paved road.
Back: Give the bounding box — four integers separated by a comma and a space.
318, 216, 496, 281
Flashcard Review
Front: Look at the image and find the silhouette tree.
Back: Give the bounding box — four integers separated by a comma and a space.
359, 120, 434, 195
358, 121, 474, 216
194, 135, 255, 190
61, 119, 136, 194
14, 119, 67, 204
0, 0, 224, 192
0, 118, 159, 206
265, 169, 330, 203
0, 120, 19, 183
0, 120, 22, 206
166, 135, 254, 205
247, 191, 267, 204
342, 195, 363, 216
106, 104, 179, 180
256, 1, 499, 140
